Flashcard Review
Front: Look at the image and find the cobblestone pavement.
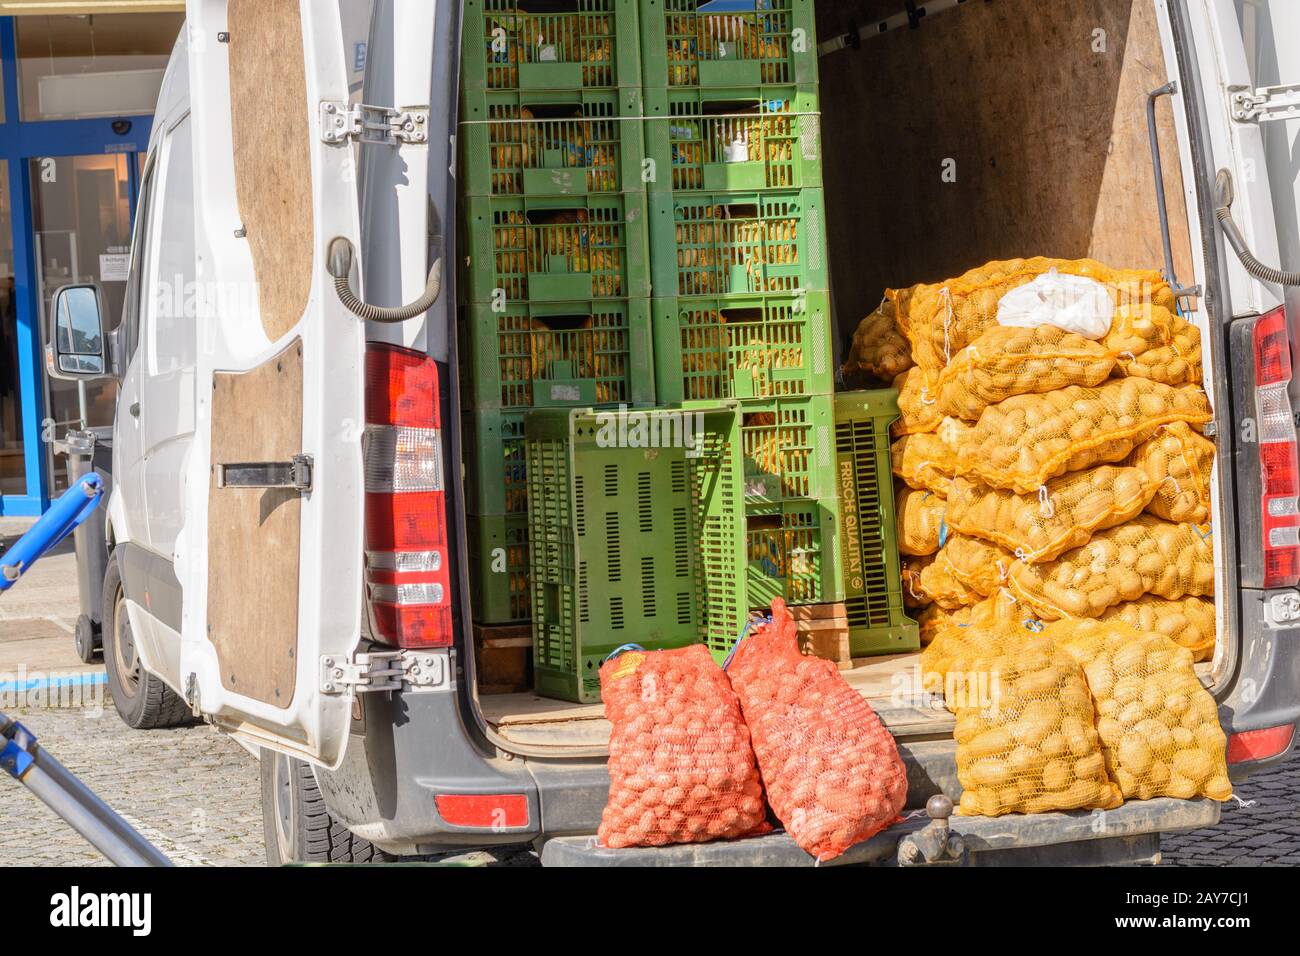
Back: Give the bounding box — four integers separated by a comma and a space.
0, 708, 265, 866
1163, 749, 1300, 866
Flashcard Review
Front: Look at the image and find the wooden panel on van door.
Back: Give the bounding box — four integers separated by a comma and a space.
207, 339, 303, 707
227, 0, 314, 343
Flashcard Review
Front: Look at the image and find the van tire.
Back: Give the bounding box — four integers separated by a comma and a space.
102, 552, 191, 729
261, 750, 393, 865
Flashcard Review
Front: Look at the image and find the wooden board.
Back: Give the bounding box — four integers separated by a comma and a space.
815, 0, 1196, 339
207, 339, 304, 706
788, 602, 848, 621
795, 612, 853, 667
227, 0, 314, 343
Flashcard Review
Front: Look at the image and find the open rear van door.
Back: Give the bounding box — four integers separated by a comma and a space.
1158, 0, 1300, 318
177, 0, 368, 767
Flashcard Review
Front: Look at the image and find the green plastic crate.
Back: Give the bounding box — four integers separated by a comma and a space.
647, 188, 827, 297
746, 498, 842, 610
639, 0, 818, 108
464, 193, 651, 304
740, 393, 835, 505
525, 404, 746, 702
644, 90, 822, 193
466, 298, 655, 411
834, 390, 919, 657
460, 88, 647, 199
469, 513, 531, 624
463, 409, 529, 517
651, 291, 833, 403
461, 0, 643, 94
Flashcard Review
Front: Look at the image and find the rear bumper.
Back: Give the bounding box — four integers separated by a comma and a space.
540, 798, 1221, 867
314, 682, 542, 856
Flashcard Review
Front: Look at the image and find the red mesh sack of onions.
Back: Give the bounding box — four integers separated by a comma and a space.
597, 644, 770, 849
726, 600, 909, 861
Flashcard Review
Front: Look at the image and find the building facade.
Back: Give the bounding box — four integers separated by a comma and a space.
0, 4, 185, 514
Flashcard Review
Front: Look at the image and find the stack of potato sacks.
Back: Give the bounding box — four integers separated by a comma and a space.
845, 257, 1230, 815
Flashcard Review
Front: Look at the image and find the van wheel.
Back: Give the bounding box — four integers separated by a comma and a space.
261, 751, 393, 865
102, 553, 191, 729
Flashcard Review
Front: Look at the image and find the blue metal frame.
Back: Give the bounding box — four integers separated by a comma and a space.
0, 16, 154, 515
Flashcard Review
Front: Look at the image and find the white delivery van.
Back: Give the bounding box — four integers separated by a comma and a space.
45, 0, 1300, 865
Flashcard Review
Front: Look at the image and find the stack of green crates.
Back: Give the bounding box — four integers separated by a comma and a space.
461, 0, 654, 625
638, 0, 839, 614
525, 404, 748, 702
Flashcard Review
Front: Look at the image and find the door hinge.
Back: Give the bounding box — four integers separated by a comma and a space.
215, 454, 312, 492
319, 102, 429, 146
320, 649, 448, 695
1230, 83, 1300, 124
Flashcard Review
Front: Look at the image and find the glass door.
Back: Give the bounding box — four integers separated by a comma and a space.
29, 152, 133, 492
0, 162, 24, 497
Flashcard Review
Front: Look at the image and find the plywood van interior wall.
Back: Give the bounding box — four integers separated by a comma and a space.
814, 0, 1196, 339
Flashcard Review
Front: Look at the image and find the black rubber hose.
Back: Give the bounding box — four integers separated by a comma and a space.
328, 237, 443, 322
1215, 206, 1300, 287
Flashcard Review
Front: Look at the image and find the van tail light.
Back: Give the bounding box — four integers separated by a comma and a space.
364, 344, 452, 648
1254, 307, 1300, 588
1227, 724, 1295, 764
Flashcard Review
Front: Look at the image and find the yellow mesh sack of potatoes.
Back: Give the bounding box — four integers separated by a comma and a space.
897, 487, 946, 556
893, 368, 943, 437
1125, 422, 1216, 525
934, 534, 1016, 598
1007, 516, 1215, 621
901, 555, 934, 609
952, 630, 1123, 816
919, 591, 1026, 685
944, 467, 1159, 564
891, 428, 960, 498
844, 299, 914, 384
957, 380, 1213, 494
934, 325, 1115, 422
918, 603, 970, 647
1054, 619, 1232, 801
918, 550, 984, 610
894, 257, 1171, 376
1097, 595, 1217, 663
1103, 304, 1202, 386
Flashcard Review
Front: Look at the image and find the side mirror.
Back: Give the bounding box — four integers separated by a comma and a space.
47, 284, 109, 381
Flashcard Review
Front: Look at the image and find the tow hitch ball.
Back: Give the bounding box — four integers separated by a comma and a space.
897, 795, 967, 866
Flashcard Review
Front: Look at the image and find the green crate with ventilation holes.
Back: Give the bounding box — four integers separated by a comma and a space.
524, 403, 747, 701
834, 389, 919, 657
